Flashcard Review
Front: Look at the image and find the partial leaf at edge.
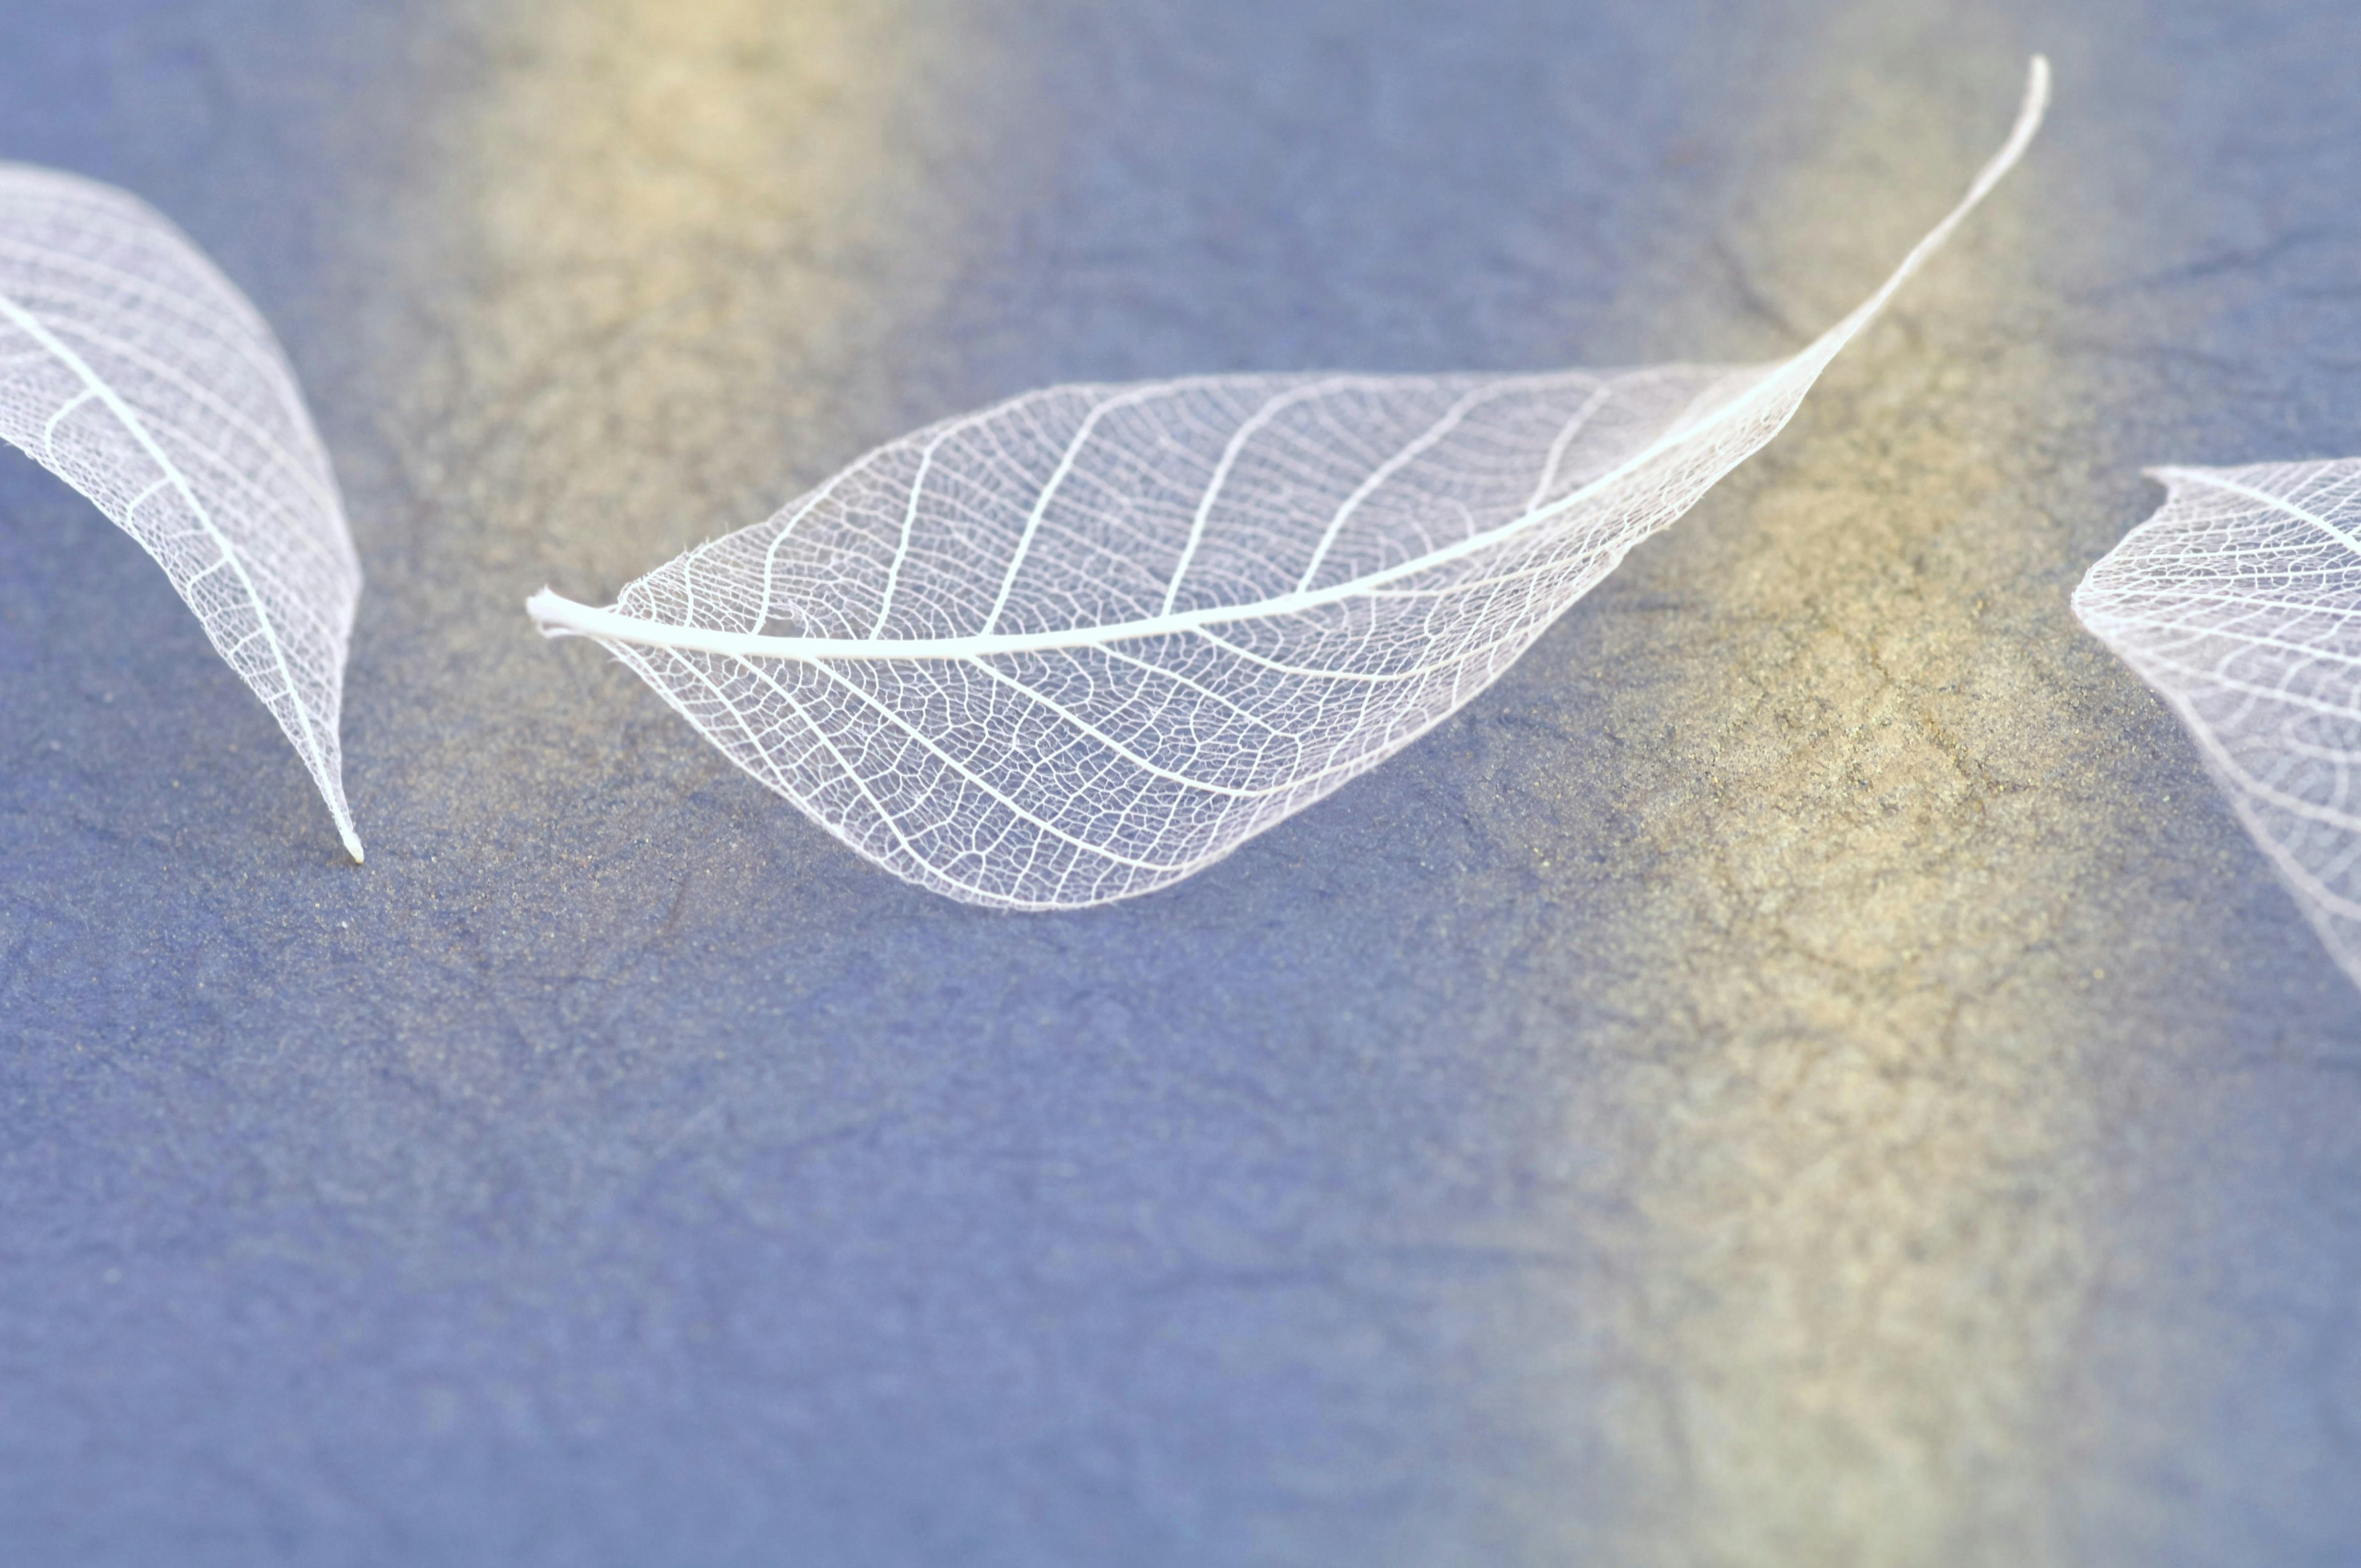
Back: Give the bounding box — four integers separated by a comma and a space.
2074, 457, 2361, 990
531, 59, 2049, 910
0, 164, 364, 859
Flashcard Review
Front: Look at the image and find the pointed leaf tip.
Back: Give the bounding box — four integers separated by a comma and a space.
0, 163, 364, 856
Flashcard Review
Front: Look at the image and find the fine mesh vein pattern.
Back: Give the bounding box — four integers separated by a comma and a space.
0, 163, 363, 859
532, 62, 2047, 910
2076, 459, 2361, 988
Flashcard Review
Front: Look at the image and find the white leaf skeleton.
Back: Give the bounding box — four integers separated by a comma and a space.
2076, 458, 2361, 990
532, 60, 2049, 910
0, 165, 364, 859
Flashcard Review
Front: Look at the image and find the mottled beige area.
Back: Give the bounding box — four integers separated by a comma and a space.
130, 4, 988, 1120
339, 0, 1032, 971
1569, 425, 2119, 1564
378, 0, 1015, 579
1482, 20, 2208, 1566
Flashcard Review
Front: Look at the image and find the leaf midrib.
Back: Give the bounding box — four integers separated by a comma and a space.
528, 355, 1767, 663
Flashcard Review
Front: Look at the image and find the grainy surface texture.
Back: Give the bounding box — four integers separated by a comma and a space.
1, 2, 2357, 1565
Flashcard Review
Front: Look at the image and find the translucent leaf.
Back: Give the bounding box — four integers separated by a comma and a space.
530, 60, 2048, 910
2075, 458, 2361, 987
0, 164, 363, 860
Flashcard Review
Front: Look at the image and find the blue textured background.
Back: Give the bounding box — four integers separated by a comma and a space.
3, 2, 2359, 1563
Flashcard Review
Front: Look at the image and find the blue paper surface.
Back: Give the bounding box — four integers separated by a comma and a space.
3, 2, 2359, 1562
